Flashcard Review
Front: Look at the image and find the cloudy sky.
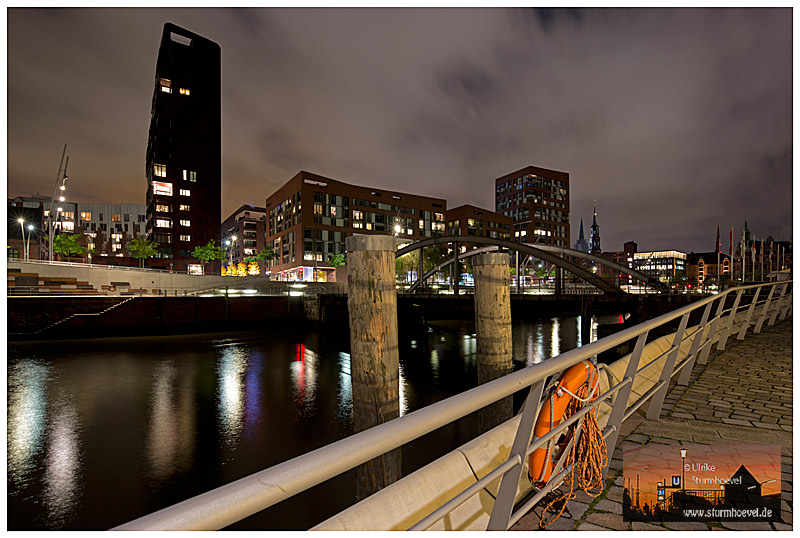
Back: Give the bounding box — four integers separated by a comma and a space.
6, 7, 793, 253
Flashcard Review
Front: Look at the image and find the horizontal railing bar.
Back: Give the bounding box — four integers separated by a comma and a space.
410, 455, 521, 531
635, 345, 676, 376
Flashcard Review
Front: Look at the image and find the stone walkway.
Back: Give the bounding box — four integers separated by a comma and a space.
512, 319, 792, 531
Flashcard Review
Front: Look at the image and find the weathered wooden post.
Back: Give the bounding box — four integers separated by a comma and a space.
345, 234, 401, 500
473, 252, 513, 433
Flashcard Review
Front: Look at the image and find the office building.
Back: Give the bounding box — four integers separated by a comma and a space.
635, 250, 688, 283
265, 170, 447, 281
145, 23, 221, 272
494, 165, 570, 247
446, 204, 512, 240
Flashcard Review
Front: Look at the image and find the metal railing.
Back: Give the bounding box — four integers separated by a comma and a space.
113, 280, 791, 531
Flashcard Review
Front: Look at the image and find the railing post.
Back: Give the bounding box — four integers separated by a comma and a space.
453, 240, 460, 295
768, 282, 787, 326
717, 288, 743, 351
473, 252, 513, 433
737, 287, 760, 340
678, 301, 713, 385
646, 313, 690, 420
345, 234, 402, 500
698, 295, 726, 366
754, 284, 776, 333
487, 379, 545, 531
603, 331, 648, 479
779, 283, 792, 320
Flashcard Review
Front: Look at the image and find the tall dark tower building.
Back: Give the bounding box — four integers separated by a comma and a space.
146, 23, 221, 272
589, 202, 601, 254
574, 218, 589, 252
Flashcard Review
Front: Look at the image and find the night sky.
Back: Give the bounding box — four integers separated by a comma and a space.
6, 7, 793, 253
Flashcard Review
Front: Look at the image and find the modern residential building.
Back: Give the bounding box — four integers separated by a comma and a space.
8, 195, 147, 263
265, 170, 447, 281
446, 204, 512, 240
221, 205, 267, 272
145, 23, 221, 273
635, 250, 688, 283
494, 165, 570, 247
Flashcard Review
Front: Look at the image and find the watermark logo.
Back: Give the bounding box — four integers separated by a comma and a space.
622, 444, 781, 522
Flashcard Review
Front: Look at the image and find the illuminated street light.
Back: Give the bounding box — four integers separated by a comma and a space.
48, 145, 69, 262
680, 448, 687, 492
17, 218, 27, 260
26, 224, 34, 261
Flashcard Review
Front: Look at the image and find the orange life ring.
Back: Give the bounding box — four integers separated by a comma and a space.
528, 360, 598, 487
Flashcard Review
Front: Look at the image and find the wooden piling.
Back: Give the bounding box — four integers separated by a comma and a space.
473, 252, 513, 433
345, 234, 402, 500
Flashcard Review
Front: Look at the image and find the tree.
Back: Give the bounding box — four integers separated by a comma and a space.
126, 238, 159, 268
327, 253, 346, 267
53, 233, 87, 261
244, 246, 276, 274
191, 239, 225, 274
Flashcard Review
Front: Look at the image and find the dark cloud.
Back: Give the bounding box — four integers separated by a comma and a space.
6, 7, 792, 253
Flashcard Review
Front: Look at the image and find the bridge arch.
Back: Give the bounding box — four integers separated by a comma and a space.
394, 236, 664, 294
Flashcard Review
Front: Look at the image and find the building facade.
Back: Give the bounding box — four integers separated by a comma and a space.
8, 195, 147, 263
635, 250, 689, 283
446, 204, 512, 240
265, 170, 447, 281
494, 165, 570, 247
221, 205, 267, 272
145, 23, 221, 272
687, 251, 731, 286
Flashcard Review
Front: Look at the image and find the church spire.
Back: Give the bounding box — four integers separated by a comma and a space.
574, 218, 589, 252
590, 200, 601, 254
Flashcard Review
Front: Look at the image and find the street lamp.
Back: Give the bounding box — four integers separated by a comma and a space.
17, 218, 26, 261
225, 235, 237, 272
48, 145, 69, 262
26, 224, 34, 261
680, 448, 687, 492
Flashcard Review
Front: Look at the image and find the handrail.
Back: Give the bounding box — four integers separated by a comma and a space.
113, 280, 791, 531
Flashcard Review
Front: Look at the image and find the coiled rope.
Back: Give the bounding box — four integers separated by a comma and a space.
538, 377, 608, 529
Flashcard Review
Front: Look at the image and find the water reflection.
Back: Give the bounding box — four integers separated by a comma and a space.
337, 352, 353, 423
8, 359, 50, 487
146, 360, 197, 483
217, 347, 248, 444
43, 399, 81, 527
291, 344, 318, 418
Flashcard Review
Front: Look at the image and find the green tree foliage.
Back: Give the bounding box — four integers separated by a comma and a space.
192, 239, 225, 273
243, 246, 277, 265
52, 233, 87, 260
327, 253, 347, 267
126, 237, 159, 268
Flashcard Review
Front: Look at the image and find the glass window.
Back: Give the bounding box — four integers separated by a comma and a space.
179, 88, 190, 95
156, 204, 170, 213
154, 164, 167, 177
80, 212, 92, 221
153, 181, 173, 196
179, 204, 190, 211
156, 218, 171, 228
180, 189, 190, 196
180, 234, 191, 241
189, 171, 196, 182
180, 220, 190, 227
112, 214, 121, 222
62, 221, 75, 231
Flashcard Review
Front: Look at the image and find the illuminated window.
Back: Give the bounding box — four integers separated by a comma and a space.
62, 221, 75, 231
61, 211, 74, 220
44, 210, 50, 217
331, 207, 337, 217
156, 218, 171, 228
314, 203, 323, 215
179, 204, 190, 211
112, 214, 121, 222
180, 189, 190, 196
88, 242, 95, 250
154, 164, 167, 177
179, 88, 190, 95
112, 244, 122, 252
80, 212, 92, 221
353, 222, 363, 229
434, 212, 445, 222
180, 234, 191, 241
153, 181, 173, 196
159, 78, 172, 93
353, 210, 363, 220
112, 233, 123, 241
180, 219, 190, 227
156, 204, 170, 213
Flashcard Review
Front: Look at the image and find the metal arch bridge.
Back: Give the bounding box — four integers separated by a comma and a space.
394, 235, 667, 294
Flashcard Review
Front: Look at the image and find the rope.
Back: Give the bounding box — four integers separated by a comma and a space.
538, 375, 608, 529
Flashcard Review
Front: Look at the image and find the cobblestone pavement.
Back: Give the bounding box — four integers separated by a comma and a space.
512, 319, 792, 531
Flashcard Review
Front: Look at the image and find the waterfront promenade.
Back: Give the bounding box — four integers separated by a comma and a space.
512, 319, 793, 531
